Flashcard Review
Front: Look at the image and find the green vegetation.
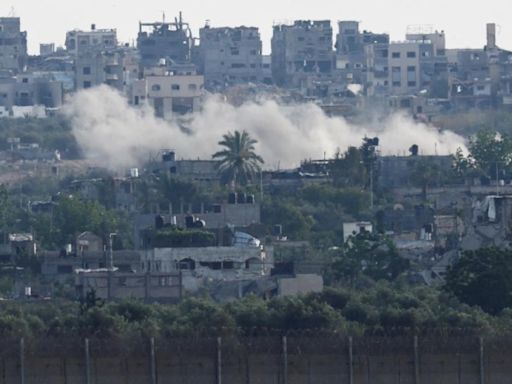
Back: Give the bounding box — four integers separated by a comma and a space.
0, 282, 504, 340
30, 195, 131, 250
153, 228, 216, 248
445, 248, 512, 315
0, 116, 79, 158
212, 130, 264, 186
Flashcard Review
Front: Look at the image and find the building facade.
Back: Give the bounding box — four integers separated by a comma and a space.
199, 25, 262, 89
137, 15, 193, 67
0, 17, 28, 74
271, 20, 334, 89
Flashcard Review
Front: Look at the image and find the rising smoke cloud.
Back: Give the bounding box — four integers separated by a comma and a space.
62, 86, 467, 171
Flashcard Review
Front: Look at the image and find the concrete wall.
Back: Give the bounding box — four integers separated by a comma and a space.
1, 336, 510, 384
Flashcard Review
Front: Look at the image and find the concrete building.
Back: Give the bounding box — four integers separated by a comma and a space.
74, 47, 139, 91
0, 72, 63, 115
0, 17, 28, 74
41, 250, 142, 280
388, 28, 448, 97
448, 23, 512, 108
137, 14, 193, 68
75, 269, 182, 302
378, 155, 453, 189
65, 25, 117, 56
271, 20, 334, 89
198, 25, 262, 89
335, 21, 389, 95
142, 245, 272, 292
130, 66, 204, 119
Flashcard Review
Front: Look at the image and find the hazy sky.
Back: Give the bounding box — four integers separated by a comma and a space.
2, 0, 511, 54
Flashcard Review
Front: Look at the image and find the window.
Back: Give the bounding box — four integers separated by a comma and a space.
83, 81, 92, 88
407, 66, 416, 72
407, 51, 416, 58
83, 67, 91, 75
22, 78, 29, 83
231, 63, 246, 68
250, 49, 257, 55
407, 81, 417, 87
188, 84, 197, 91
392, 52, 400, 58
393, 81, 401, 87
230, 48, 239, 55
171, 84, 180, 91
151, 84, 161, 91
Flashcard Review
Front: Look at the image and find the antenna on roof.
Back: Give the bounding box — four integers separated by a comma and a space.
9, 6, 16, 17
162, 11, 166, 24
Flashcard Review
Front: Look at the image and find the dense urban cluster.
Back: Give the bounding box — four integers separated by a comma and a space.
1, 15, 512, 118
1, 12, 512, 342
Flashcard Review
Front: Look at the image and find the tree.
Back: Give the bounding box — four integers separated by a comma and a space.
409, 159, 443, 201
332, 232, 409, 286
445, 248, 512, 315
212, 130, 264, 186
468, 130, 512, 179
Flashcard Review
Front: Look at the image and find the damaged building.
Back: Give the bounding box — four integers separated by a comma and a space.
335, 21, 389, 97
137, 14, 193, 67
0, 17, 28, 74
271, 20, 334, 89
198, 24, 263, 89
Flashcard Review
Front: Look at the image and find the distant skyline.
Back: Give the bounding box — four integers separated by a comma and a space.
2, 0, 512, 54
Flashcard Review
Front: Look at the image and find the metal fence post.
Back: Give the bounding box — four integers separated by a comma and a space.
20, 338, 25, 384
414, 336, 420, 384
216, 337, 222, 384
479, 337, 485, 384
149, 338, 157, 384
348, 336, 354, 384
84, 338, 91, 384
282, 336, 288, 384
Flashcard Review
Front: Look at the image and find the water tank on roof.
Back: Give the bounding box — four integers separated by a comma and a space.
194, 219, 206, 229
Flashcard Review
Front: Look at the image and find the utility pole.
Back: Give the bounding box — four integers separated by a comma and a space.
108, 233, 117, 270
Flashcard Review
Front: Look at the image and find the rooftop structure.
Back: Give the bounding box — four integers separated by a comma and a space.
137, 13, 193, 67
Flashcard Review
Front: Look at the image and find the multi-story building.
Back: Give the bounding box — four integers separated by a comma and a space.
271, 20, 334, 89
137, 14, 193, 68
448, 23, 512, 108
65, 25, 117, 56
335, 20, 389, 93
129, 65, 204, 119
198, 25, 262, 89
0, 72, 63, 115
0, 17, 28, 74
387, 29, 448, 98
74, 47, 139, 91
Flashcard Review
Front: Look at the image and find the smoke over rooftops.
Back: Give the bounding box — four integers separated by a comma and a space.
62, 86, 466, 171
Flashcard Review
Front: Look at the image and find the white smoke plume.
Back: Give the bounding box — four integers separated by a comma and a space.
62, 86, 467, 171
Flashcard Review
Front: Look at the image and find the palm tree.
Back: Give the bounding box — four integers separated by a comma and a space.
212, 130, 264, 186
